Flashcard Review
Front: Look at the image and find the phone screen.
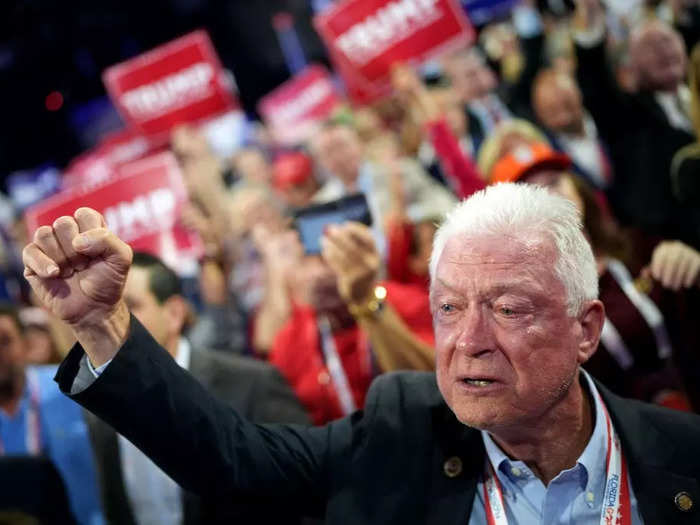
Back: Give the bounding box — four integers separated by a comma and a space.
294, 194, 372, 254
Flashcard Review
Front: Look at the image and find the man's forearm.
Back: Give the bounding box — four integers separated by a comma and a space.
356, 305, 435, 372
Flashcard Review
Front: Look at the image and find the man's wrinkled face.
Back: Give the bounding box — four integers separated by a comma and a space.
632, 25, 686, 92
0, 316, 25, 390
312, 126, 363, 185
533, 76, 584, 134
431, 233, 585, 432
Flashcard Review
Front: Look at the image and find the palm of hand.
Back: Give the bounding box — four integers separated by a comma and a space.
32, 258, 126, 326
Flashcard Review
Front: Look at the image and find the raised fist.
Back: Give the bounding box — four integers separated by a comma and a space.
22, 208, 132, 332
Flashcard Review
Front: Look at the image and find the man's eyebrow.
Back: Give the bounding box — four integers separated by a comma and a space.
432, 278, 462, 295
432, 277, 546, 297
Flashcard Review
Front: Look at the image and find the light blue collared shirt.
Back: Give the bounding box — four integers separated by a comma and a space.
468, 370, 644, 524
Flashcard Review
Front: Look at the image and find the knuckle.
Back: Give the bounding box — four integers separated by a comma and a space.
21, 244, 34, 261
52, 216, 75, 231
34, 226, 54, 243
75, 207, 102, 222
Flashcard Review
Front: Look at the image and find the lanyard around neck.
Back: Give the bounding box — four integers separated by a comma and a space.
482, 391, 631, 525
605, 259, 672, 362
317, 315, 357, 416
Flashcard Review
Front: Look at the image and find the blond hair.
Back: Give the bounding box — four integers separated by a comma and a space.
476, 119, 549, 181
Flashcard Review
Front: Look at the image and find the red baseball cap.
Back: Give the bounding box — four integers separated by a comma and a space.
273, 152, 313, 190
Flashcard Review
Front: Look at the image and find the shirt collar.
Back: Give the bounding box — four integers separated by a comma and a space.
175, 338, 191, 370
481, 369, 608, 493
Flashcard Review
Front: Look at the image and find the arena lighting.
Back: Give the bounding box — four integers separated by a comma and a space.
45, 91, 64, 111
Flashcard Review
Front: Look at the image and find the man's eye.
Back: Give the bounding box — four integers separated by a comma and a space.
499, 307, 516, 316
440, 304, 455, 314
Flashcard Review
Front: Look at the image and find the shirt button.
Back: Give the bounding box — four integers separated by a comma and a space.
510, 466, 522, 477
586, 491, 595, 508
443, 456, 463, 478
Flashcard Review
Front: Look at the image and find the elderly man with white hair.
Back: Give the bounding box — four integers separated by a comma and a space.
22, 185, 700, 524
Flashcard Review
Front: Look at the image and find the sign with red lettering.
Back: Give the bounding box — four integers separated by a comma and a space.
259, 65, 342, 145
103, 31, 238, 145
314, 0, 474, 103
25, 152, 201, 270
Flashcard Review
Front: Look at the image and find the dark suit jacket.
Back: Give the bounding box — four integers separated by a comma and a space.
58, 317, 700, 524
575, 39, 698, 248
85, 344, 310, 525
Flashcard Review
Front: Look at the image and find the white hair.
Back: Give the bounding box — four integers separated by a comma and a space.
429, 183, 598, 316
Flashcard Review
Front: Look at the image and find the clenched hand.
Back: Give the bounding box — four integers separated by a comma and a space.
22, 207, 132, 365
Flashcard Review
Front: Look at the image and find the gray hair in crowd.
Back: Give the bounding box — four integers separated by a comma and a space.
429, 183, 599, 316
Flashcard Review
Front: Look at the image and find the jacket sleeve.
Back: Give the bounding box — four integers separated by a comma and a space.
574, 37, 633, 141
425, 119, 485, 199
252, 366, 312, 425
54, 315, 344, 518
505, 33, 545, 119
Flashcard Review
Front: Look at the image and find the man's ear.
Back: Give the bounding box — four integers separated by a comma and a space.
163, 296, 189, 339
577, 300, 605, 364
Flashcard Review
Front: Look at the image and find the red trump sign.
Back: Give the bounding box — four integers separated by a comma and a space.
259, 65, 342, 145
314, 0, 474, 103
103, 31, 238, 145
25, 152, 201, 269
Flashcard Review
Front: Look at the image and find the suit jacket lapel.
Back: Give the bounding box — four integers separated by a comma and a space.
423, 381, 700, 524
426, 403, 484, 525
599, 383, 700, 523
637, 91, 676, 128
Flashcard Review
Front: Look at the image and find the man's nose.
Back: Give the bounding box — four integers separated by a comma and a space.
454, 306, 496, 358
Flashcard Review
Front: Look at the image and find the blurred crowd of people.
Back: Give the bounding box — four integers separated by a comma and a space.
1, 0, 700, 522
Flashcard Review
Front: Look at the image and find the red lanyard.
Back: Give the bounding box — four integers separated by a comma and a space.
483, 391, 631, 525
0, 369, 42, 456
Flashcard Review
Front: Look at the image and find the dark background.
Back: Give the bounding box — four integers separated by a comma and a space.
0, 0, 329, 186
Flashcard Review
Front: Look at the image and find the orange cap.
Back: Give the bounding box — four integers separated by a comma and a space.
489, 143, 571, 184
273, 152, 313, 190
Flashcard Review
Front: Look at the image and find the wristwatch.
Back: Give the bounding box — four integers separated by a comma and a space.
348, 285, 387, 319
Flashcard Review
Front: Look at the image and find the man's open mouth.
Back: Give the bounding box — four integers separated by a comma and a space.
463, 378, 494, 387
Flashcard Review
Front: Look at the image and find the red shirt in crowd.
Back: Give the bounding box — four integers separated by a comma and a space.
269, 281, 434, 425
